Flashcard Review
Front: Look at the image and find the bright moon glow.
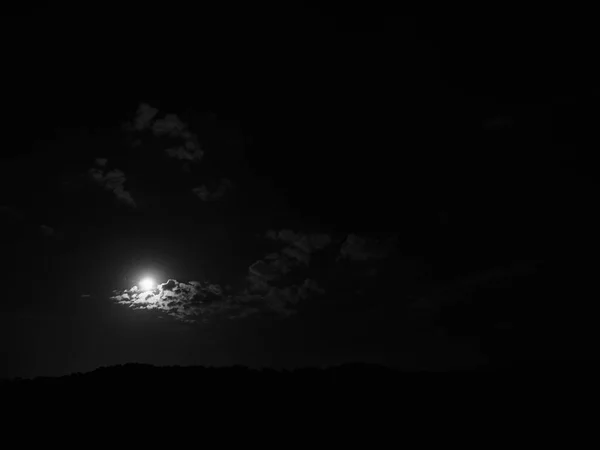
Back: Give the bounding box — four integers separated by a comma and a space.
139, 277, 155, 291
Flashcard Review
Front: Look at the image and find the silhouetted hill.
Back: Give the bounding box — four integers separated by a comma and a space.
2, 361, 600, 435
4, 360, 600, 398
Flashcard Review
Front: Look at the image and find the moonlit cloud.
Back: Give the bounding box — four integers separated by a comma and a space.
111, 275, 326, 323
111, 279, 230, 323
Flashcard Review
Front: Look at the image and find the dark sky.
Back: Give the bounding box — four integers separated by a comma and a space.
1, 6, 599, 378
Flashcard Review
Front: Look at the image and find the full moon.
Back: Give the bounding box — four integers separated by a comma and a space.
139, 277, 155, 291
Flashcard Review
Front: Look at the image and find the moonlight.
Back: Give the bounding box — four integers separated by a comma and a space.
139, 277, 155, 291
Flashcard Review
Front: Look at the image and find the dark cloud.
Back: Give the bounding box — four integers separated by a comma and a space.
128, 103, 159, 132
266, 229, 332, 265
242, 274, 325, 318
2, 206, 58, 239
125, 103, 204, 164
408, 260, 543, 314
257, 278, 325, 317
192, 178, 233, 201
248, 258, 289, 281
152, 113, 188, 136
482, 115, 514, 131
0, 205, 24, 223
233, 229, 332, 318
165, 144, 204, 162
338, 233, 398, 261
39, 225, 54, 237
89, 166, 136, 207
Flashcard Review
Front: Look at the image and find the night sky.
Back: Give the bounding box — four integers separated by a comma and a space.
1, 7, 599, 378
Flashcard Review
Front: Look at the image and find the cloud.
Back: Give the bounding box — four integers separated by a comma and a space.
111, 279, 231, 323
240, 275, 325, 318
165, 144, 204, 162
2, 206, 58, 239
125, 104, 205, 166
408, 260, 543, 314
265, 229, 332, 265
89, 167, 136, 207
94, 158, 107, 167
259, 279, 325, 317
338, 233, 398, 261
129, 103, 159, 131
482, 115, 514, 131
111, 276, 325, 323
80, 294, 91, 298
39, 225, 54, 237
248, 258, 290, 281
236, 230, 331, 318
192, 178, 233, 201
152, 113, 187, 136
0, 205, 24, 223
